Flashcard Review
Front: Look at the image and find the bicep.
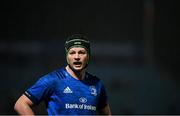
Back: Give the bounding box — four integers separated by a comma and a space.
17, 94, 34, 106
14, 94, 35, 115
15, 94, 34, 108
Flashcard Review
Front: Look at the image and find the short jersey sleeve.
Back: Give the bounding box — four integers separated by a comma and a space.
97, 80, 108, 110
24, 74, 54, 105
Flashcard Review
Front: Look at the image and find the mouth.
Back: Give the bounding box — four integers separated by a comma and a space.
73, 62, 82, 67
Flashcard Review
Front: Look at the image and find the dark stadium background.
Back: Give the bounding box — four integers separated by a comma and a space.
0, 0, 180, 114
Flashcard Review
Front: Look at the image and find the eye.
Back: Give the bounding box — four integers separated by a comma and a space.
68, 51, 75, 55
79, 50, 86, 54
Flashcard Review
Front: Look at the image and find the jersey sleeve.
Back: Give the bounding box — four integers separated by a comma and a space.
97, 80, 108, 110
24, 74, 54, 105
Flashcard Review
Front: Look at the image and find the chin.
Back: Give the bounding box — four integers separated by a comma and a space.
72, 67, 84, 72
73, 68, 83, 71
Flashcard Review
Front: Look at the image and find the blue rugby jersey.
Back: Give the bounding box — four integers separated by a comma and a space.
24, 67, 108, 115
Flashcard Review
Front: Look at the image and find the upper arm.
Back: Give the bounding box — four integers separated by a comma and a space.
15, 94, 34, 107
97, 80, 111, 115
14, 94, 35, 115
24, 74, 54, 105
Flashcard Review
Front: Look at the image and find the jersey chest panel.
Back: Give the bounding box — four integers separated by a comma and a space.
49, 78, 99, 113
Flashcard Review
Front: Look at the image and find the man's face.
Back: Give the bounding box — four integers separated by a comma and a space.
66, 47, 89, 71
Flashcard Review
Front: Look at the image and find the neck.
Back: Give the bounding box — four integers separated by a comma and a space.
65, 65, 86, 80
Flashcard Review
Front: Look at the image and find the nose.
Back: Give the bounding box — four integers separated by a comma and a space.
74, 53, 80, 60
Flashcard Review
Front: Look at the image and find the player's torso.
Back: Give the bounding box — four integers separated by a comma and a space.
47, 71, 100, 115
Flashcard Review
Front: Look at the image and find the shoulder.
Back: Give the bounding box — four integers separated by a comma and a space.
86, 72, 100, 80
86, 72, 103, 84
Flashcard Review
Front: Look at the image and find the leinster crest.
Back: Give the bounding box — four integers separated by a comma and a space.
89, 86, 97, 96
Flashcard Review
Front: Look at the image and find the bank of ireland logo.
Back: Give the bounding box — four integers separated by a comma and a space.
89, 86, 97, 96
79, 97, 87, 103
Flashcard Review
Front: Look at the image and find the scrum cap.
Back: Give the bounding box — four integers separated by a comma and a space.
65, 34, 90, 55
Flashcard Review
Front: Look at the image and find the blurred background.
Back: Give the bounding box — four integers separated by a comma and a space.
0, 0, 180, 114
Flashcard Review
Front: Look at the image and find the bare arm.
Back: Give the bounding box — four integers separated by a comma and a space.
14, 94, 35, 115
98, 104, 111, 115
